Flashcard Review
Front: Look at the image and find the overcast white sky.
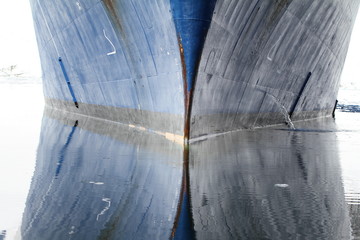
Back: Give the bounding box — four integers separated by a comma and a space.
0, 0, 41, 76
341, 8, 360, 87
0, 0, 360, 84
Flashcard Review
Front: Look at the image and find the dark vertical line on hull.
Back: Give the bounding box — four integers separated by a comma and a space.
289, 72, 312, 118
58, 57, 79, 108
332, 100, 338, 118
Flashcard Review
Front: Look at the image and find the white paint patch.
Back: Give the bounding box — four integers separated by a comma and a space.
76, 1, 82, 11
275, 184, 289, 188
103, 29, 117, 56
68, 226, 76, 235
89, 181, 104, 185
267, 36, 282, 61
96, 198, 111, 221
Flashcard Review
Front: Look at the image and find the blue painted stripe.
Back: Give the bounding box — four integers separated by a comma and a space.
58, 57, 79, 108
170, 0, 217, 92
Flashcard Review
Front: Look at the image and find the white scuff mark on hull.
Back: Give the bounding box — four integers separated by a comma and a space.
267, 35, 283, 61
76, 1, 82, 11
103, 29, 117, 56
68, 226, 76, 235
96, 198, 111, 221
89, 181, 105, 185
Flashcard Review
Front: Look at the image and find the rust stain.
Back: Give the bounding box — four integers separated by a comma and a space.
268, 0, 290, 25
169, 38, 192, 239
178, 37, 203, 142
103, 0, 125, 35
102, 0, 143, 81
177, 37, 191, 141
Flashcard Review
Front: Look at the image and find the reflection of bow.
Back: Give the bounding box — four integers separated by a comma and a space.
55, 120, 79, 177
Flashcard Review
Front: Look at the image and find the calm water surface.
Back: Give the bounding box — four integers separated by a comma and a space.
1, 80, 360, 239
189, 114, 360, 239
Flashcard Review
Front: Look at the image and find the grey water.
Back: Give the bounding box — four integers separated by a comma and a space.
1, 80, 360, 239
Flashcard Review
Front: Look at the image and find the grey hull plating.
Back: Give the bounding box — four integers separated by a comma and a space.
30, 0, 185, 136
30, 0, 360, 139
190, 0, 360, 138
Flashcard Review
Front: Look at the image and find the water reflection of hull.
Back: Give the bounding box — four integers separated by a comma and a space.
21, 108, 183, 240
189, 119, 351, 239
0, 230, 6, 240
348, 204, 360, 237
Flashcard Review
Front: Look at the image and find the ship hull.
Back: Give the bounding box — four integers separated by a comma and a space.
190, 0, 360, 138
30, 0, 186, 136
29, 0, 360, 140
